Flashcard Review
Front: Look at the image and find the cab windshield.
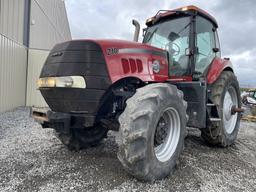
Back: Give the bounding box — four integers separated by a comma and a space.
143, 16, 191, 76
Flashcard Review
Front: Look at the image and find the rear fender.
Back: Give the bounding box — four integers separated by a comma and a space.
207, 57, 233, 84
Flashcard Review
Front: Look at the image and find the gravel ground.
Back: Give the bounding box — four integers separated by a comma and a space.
0, 107, 255, 192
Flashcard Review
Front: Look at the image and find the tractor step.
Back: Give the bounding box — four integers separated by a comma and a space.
210, 117, 221, 122
206, 104, 221, 122
207, 103, 216, 107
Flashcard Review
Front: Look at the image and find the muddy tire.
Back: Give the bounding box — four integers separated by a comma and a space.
201, 71, 241, 146
117, 83, 187, 181
55, 125, 108, 150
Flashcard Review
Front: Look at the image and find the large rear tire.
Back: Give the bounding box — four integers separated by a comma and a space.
117, 83, 187, 181
55, 125, 108, 150
201, 71, 241, 146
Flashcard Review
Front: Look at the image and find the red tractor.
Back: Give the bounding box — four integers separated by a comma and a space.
33, 6, 243, 181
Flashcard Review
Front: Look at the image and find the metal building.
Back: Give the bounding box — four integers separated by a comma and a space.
0, 0, 71, 113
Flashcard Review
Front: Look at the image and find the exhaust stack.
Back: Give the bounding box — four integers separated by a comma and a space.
132, 20, 140, 42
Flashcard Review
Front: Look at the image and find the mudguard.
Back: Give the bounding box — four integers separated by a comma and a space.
207, 57, 234, 84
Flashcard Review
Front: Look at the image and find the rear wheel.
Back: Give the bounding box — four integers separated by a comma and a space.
117, 83, 187, 181
201, 71, 241, 146
55, 125, 108, 150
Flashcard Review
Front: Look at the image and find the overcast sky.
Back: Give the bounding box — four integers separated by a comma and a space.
65, 0, 256, 87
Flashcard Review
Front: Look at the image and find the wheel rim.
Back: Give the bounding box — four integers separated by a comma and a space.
154, 107, 181, 162
223, 87, 238, 134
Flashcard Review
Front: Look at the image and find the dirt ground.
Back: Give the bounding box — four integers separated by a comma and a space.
0, 107, 255, 192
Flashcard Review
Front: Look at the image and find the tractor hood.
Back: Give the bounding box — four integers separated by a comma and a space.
40, 39, 169, 86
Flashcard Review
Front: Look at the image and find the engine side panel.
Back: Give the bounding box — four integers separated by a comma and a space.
95, 39, 169, 83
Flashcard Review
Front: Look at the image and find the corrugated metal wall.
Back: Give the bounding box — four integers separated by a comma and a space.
29, 0, 71, 50
26, 49, 48, 107
0, 36, 27, 113
36, 0, 71, 42
0, 0, 27, 113
0, 0, 25, 44
26, 0, 71, 107
0, 0, 71, 112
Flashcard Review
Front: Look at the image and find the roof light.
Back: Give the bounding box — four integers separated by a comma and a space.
146, 17, 154, 24
181, 7, 188, 11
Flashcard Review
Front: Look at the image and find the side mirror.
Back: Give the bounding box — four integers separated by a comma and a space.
212, 48, 220, 53
185, 48, 192, 56
185, 47, 198, 56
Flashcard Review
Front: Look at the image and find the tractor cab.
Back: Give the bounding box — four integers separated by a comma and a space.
143, 6, 220, 80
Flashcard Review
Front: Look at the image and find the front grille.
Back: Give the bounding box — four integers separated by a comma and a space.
39, 40, 111, 113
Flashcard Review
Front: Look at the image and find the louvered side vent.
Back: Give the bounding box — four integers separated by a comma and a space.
121, 58, 143, 74
129, 59, 136, 73
121, 58, 130, 74
136, 59, 143, 73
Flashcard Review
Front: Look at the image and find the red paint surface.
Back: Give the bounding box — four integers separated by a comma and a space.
93, 39, 169, 83
169, 76, 193, 81
207, 57, 233, 84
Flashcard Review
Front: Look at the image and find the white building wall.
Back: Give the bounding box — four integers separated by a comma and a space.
0, 0, 27, 113
26, 49, 48, 107
26, 0, 71, 108
0, 35, 27, 113
29, 0, 71, 50
0, 0, 71, 112
0, 0, 25, 44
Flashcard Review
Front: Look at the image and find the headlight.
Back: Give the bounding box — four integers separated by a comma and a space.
55, 77, 73, 87
37, 76, 86, 89
37, 77, 56, 88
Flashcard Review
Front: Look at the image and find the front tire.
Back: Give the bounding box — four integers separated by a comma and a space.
55, 125, 108, 150
117, 83, 187, 181
201, 71, 241, 146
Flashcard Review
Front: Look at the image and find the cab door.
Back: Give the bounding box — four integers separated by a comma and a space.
194, 16, 218, 78
175, 16, 219, 128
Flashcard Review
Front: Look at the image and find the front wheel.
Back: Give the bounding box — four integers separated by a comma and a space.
55, 125, 108, 150
117, 83, 187, 181
201, 71, 242, 146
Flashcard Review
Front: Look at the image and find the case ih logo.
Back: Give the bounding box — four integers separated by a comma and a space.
106, 48, 119, 55
51, 52, 63, 57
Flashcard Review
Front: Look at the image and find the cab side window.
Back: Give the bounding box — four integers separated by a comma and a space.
195, 16, 215, 74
